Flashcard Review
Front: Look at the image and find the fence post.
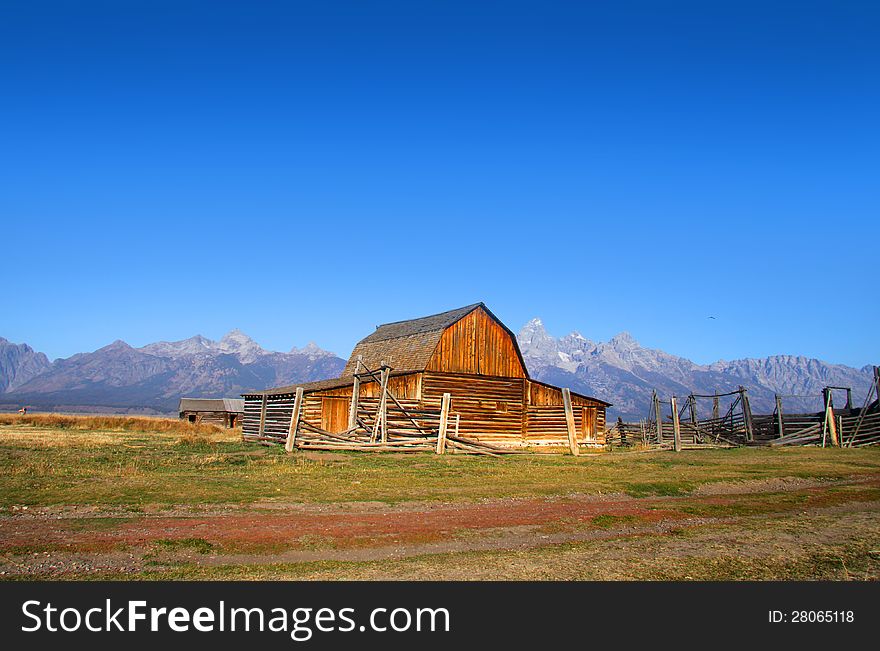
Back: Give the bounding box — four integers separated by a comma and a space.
874, 366, 880, 407
712, 392, 719, 439
775, 394, 785, 438
671, 396, 682, 452
285, 387, 304, 453
371, 366, 390, 443
741, 387, 755, 442
653, 391, 663, 444
562, 388, 580, 456
258, 393, 268, 439
436, 392, 451, 454
823, 389, 839, 447
348, 357, 362, 430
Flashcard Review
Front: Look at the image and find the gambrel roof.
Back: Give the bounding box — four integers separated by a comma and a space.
340, 303, 526, 376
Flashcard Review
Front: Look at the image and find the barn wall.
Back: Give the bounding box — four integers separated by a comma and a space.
525, 381, 606, 445
308, 374, 423, 433
524, 406, 604, 444
421, 372, 525, 444
180, 410, 238, 427
315, 374, 421, 401
243, 373, 607, 447
242, 393, 295, 443
425, 307, 526, 378
243, 375, 425, 439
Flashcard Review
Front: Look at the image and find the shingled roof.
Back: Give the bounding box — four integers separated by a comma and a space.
178, 398, 245, 413
243, 370, 420, 397
360, 303, 483, 343
340, 303, 487, 375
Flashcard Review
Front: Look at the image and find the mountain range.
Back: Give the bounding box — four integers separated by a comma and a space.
0, 332, 345, 414
1, 323, 875, 419
517, 319, 875, 419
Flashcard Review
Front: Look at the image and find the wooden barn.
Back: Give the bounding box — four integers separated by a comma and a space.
242, 304, 609, 452
178, 398, 245, 428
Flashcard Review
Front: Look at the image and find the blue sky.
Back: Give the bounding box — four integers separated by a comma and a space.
2, 1, 878, 366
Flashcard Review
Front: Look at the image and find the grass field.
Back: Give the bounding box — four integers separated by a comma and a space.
1, 415, 879, 580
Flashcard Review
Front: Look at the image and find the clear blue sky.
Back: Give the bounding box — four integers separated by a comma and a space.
2, 1, 878, 367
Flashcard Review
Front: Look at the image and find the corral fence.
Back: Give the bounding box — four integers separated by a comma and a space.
607, 366, 880, 451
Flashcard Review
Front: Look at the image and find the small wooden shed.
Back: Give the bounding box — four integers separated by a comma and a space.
242, 303, 609, 448
178, 398, 245, 428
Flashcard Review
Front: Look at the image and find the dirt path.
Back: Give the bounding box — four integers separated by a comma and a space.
2, 475, 879, 578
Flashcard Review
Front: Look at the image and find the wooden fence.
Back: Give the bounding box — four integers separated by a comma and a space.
610, 366, 880, 451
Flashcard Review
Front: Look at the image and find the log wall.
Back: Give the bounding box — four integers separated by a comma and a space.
422, 372, 525, 444
525, 380, 606, 445
243, 372, 608, 448
179, 411, 240, 428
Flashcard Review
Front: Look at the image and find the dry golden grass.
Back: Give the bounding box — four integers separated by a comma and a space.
0, 413, 224, 436
0, 425, 240, 449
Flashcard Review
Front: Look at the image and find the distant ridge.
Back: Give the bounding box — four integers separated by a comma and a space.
0, 332, 346, 414
1, 323, 873, 419
517, 318, 874, 419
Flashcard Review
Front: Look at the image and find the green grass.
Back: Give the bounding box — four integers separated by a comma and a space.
150, 538, 215, 554
2, 423, 880, 508
2, 421, 879, 581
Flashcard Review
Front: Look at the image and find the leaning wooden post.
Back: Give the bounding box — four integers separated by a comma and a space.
775, 394, 785, 438
712, 392, 719, 439
848, 372, 878, 446
436, 392, 451, 454
348, 357, 362, 431
821, 388, 829, 447
740, 387, 754, 442
285, 387, 304, 453
258, 393, 268, 439
671, 396, 682, 452
823, 389, 839, 447
380, 367, 389, 443
371, 366, 390, 443
874, 366, 880, 406
653, 391, 663, 444
562, 388, 580, 456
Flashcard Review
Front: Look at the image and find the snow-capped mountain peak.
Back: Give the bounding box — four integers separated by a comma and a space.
140, 335, 213, 358
139, 330, 334, 365
516, 318, 874, 419
216, 329, 264, 362
290, 341, 335, 358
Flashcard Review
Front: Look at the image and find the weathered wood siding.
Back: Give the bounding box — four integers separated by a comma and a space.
426, 306, 526, 378
421, 372, 525, 444
242, 392, 295, 443
242, 374, 425, 437
525, 380, 606, 444
180, 411, 239, 428
315, 374, 421, 401
243, 373, 607, 447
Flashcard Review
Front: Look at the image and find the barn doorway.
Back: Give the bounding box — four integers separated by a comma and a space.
581, 407, 597, 441
321, 397, 349, 433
